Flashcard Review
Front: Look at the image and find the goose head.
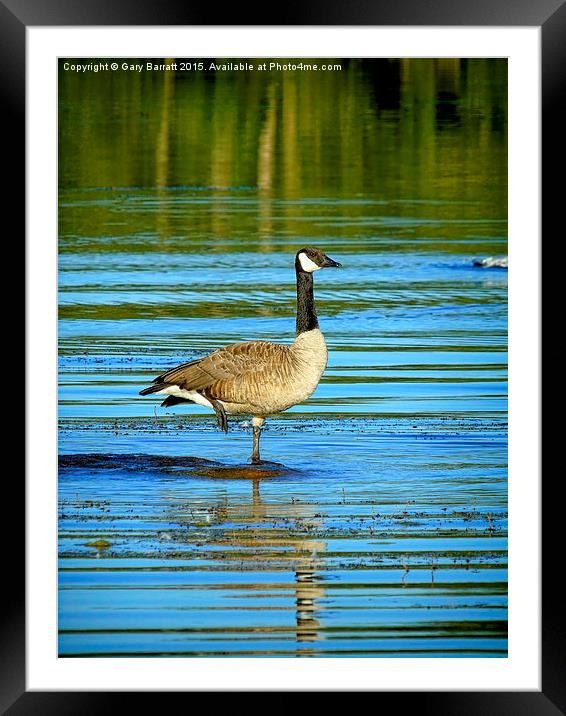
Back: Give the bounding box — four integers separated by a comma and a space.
295, 247, 342, 273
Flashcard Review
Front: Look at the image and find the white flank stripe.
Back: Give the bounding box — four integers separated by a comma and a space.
155, 385, 214, 409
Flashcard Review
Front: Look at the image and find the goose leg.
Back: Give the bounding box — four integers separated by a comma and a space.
251, 416, 265, 464
207, 395, 228, 434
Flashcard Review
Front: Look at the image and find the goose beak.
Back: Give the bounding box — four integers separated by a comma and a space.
322, 255, 342, 268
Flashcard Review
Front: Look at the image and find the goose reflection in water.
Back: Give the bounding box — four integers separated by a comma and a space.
165, 474, 327, 655
294, 543, 325, 653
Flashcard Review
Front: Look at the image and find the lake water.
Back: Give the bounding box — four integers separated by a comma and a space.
58, 58, 508, 657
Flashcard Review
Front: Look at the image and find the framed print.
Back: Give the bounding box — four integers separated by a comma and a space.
12, 0, 554, 710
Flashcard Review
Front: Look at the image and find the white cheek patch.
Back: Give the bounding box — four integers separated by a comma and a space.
298, 252, 321, 273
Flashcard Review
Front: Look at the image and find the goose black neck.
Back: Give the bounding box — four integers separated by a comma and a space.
295, 268, 319, 335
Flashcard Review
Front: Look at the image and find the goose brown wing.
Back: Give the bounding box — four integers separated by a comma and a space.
155, 341, 291, 396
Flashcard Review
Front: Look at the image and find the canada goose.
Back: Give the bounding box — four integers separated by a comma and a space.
472, 256, 508, 268
139, 247, 342, 463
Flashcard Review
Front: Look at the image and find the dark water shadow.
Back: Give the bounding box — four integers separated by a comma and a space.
59, 453, 304, 480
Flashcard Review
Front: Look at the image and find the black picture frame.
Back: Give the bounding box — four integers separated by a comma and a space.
11, 0, 554, 710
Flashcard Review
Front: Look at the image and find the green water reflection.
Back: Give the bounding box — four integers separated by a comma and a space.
59, 58, 507, 251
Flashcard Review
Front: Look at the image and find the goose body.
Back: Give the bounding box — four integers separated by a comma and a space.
140, 247, 341, 462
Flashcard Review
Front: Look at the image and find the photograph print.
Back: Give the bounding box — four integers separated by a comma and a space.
58, 57, 508, 658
